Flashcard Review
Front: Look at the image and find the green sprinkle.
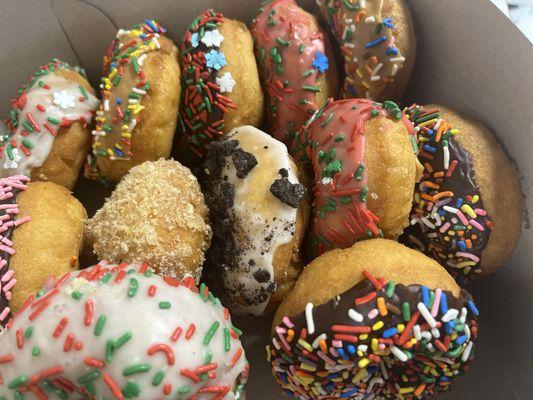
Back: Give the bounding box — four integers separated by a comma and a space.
24, 327, 33, 339
275, 64, 284, 75
203, 321, 220, 345
123, 363, 151, 376
355, 164, 365, 181
359, 186, 368, 202
21, 138, 34, 149
47, 116, 60, 125
320, 112, 334, 128
324, 148, 336, 164
302, 85, 321, 93
343, 0, 360, 11
402, 302, 411, 322
224, 328, 231, 352
276, 37, 289, 46
340, 196, 352, 204
415, 112, 439, 125
77, 370, 101, 385
159, 302, 171, 309
386, 281, 396, 298
232, 326, 243, 337
299, 44, 305, 53
8, 375, 27, 389
371, 109, 380, 117
152, 371, 165, 387
334, 134, 345, 143
101, 273, 112, 283
78, 85, 89, 100
302, 69, 314, 77
22, 121, 34, 133
105, 339, 115, 363
114, 331, 133, 349
94, 315, 107, 336
128, 278, 139, 298
32, 346, 41, 357
177, 386, 191, 394
71, 291, 83, 300
122, 380, 141, 398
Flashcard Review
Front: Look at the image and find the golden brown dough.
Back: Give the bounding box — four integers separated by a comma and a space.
90, 20, 181, 182
317, 0, 416, 102
85, 159, 211, 282
11, 181, 87, 311
0, 60, 99, 189
175, 9, 264, 166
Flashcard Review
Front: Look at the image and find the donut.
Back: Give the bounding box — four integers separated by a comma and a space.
85, 159, 211, 282
0, 59, 99, 189
402, 104, 523, 284
269, 239, 479, 399
88, 19, 181, 182
316, 0, 415, 102
202, 125, 309, 315
0, 177, 86, 328
300, 98, 422, 257
251, 0, 338, 150
176, 9, 264, 165
0, 262, 249, 399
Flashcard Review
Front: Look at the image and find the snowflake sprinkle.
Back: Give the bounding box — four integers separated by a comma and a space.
52, 90, 76, 109
312, 51, 329, 73
205, 50, 227, 71
190, 32, 200, 48
216, 72, 236, 93
201, 29, 224, 48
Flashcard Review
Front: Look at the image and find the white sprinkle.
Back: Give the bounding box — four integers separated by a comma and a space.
391, 345, 408, 362
465, 324, 471, 340
408, 234, 425, 251
348, 308, 364, 323
391, 63, 399, 77
371, 63, 384, 77
360, 0, 366, 8
426, 343, 435, 353
379, 361, 389, 380
443, 145, 450, 169
441, 309, 459, 322
431, 328, 440, 338
343, 42, 356, 49
132, 87, 147, 95
389, 56, 406, 63
104, 99, 110, 111
370, 75, 381, 82
138, 54, 147, 66
417, 302, 437, 328
129, 119, 137, 132
91, 130, 106, 137
421, 331, 432, 341
312, 333, 327, 349
305, 303, 315, 335
459, 307, 468, 324
421, 216, 436, 229
153, 37, 161, 49
358, 345, 368, 353
443, 205, 459, 214
413, 325, 422, 341
364, 16, 376, 23
461, 341, 473, 362
128, 99, 138, 104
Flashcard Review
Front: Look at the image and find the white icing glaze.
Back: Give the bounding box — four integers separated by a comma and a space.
0, 262, 248, 399
0, 69, 99, 177
222, 126, 300, 315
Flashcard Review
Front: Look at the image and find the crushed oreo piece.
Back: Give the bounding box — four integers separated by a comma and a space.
253, 269, 271, 283
270, 168, 306, 208
232, 148, 258, 178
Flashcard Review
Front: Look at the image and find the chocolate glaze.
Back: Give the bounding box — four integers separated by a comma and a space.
270, 168, 306, 208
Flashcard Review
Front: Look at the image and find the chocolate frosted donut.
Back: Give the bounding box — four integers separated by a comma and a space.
251, 0, 338, 150
270, 239, 479, 399
0, 262, 249, 399
176, 9, 264, 165
402, 104, 523, 283
202, 125, 308, 315
316, 0, 415, 102
300, 98, 422, 257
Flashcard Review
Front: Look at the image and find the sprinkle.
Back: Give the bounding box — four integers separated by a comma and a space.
305, 303, 315, 335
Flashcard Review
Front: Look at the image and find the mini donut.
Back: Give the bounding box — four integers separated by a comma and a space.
0, 59, 99, 189
251, 0, 338, 150
300, 98, 422, 257
316, 0, 415, 102
85, 159, 211, 282
0, 177, 86, 328
0, 262, 249, 399
89, 19, 181, 182
202, 125, 309, 316
402, 104, 523, 284
270, 239, 479, 399
176, 9, 264, 165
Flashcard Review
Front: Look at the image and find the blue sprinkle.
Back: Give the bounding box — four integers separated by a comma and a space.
423, 144, 437, 154
457, 241, 467, 251
325, 383, 335, 392
456, 335, 468, 346
386, 47, 399, 55
144, 19, 159, 33
113, 146, 124, 157
421, 286, 430, 307
382, 328, 398, 339
115, 98, 122, 105
341, 388, 359, 398
445, 321, 455, 335
337, 348, 349, 360
365, 35, 388, 49
312, 51, 329, 73
468, 300, 479, 316
280, 373, 287, 384
426, 129, 435, 137
346, 344, 356, 354
440, 293, 448, 314
383, 18, 395, 29
440, 376, 450, 382
456, 197, 464, 207
368, 366, 379, 374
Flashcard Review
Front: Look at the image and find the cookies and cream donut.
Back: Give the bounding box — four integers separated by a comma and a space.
402, 104, 523, 283
251, 0, 338, 150
89, 19, 181, 182
317, 0, 415, 102
1, 59, 99, 189
270, 239, 479, 399
300, 98, 422, 257
0, 262, 248, 399
176, 9, 264, 165
202, 125, 308, 315
0, 177, 86, 329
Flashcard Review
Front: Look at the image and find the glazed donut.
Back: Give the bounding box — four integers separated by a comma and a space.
0, 262, 249, 399
270, 239, 479, 399
301, 98, 422, 257
251, 0, 338, 150
0, 177, 86, 328
0, 59, 99, 189
176, 9, 264, 165
85, 159, 211, 282
316, 0, 415, 102
88, 19, 181, 182
402, 104, 523, 283
202, 125, 309, 315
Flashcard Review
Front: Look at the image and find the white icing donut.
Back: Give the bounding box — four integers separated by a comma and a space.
0, 262, 248, 399
0, 60, 99, 177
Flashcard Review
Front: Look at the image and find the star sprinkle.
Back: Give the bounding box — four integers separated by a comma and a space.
201, 28, 224, 48
216, 72, 236, 93
52, 89, 76, 109
205, 50, 227, 70
312, 51, 329, 73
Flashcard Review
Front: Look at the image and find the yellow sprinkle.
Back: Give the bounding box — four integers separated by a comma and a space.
372, 321, 384, 331
358, 358, 370, 368
121, 132, 131, 138
108, 69, 117, 80
461, 204, 477, 218
356, 69, 363, 78
371, 338, 378, 351
450, 128, 460, 135
418, 118, 439, 128
472, 195, 479, 203
362, 81, 370, 89
352, 368, 367, 383
107, 148, 114, 156
359, 334, 368, 340
300, 362, 316, 372
397, 324, 405, 333
399, 387, 415, 394
456, 261, 476, 269
298, 338, 313, 352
